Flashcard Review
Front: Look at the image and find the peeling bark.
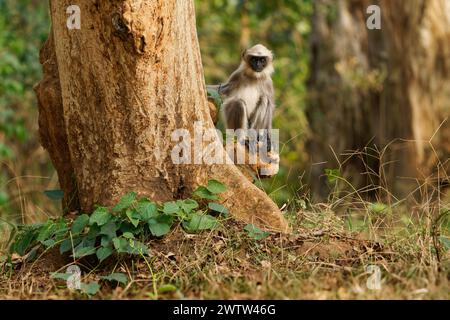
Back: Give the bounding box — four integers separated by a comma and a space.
34, 32, 79, 212
37, 0, 288, 232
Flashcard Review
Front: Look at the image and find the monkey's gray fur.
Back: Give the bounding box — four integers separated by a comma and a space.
207, 44, 275, 151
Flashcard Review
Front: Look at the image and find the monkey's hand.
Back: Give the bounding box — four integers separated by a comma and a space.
258, 151, 280, 177
265, 151, 280, 163
229, 141, 279, 181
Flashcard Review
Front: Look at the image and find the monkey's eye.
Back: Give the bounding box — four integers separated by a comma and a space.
250, 57, 267, 64
250, 57, 259, 64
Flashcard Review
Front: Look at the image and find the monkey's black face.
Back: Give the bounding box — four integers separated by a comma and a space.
248, 56, 268, 72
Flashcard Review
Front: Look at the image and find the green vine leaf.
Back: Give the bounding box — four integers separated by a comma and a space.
89, 207, 111, 226
71, 214, 89, 235
137, 200, 158, 221
208, 202, 229, 216
73, 246, 96, 258
112, 192, 137, 213
80, 282, 100, 296
126, 209, 141, 228
100, 273, 128, 285
96, 247, 113, 262
193, 186, 219, 201
206, 180, 227, 194
185, 214, 218, 232
244, 224, 270, 240
163, 201, 180, 215
148, 219, 171, 237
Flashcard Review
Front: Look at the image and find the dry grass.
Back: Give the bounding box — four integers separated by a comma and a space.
0, 139, 449, 300
0, 198, 448, 300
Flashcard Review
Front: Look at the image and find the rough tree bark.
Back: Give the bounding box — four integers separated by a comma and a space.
35, 0, 289, 232
34, 32, 79, 212
307, 0, 450, 199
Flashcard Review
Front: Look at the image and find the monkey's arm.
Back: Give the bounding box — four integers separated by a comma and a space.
207, 71, 241, 96
206, 84, 221, 91
206, 83, 232, 96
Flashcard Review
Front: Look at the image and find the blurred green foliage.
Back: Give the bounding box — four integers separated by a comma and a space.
0, 0, 50, 217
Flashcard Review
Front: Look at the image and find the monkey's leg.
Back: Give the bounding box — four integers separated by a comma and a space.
223, 99, 249, 144
257, 129, 272, 153
224, 99, 247, 130
262, 104, 274, 153
257, 106, 279, 177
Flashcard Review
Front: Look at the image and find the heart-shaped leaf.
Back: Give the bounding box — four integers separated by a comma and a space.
112, 192, 137, 213
100, 235, 113, 248
244, 224, 270, 240
112, 237, 128, 253
99, 221, 118, 239
208, 202, 229, 216
206, 180, 226, 194
37, 220, 56, 242
185, 214, 218, 232
180, 199, 199, 214
89, 207, 111, 226
122, 232, 135, 239
80, 282, 100, 296
73, 246, 96, 258
71, 214, 89, 235
100, 273, 128, 285
50, 272, 71, 281
60, 238, 81, 254
163, 201, 179, 215
126, 209, 141, 228
137, 200, 158, 221
148, 219, 171, 237
96, 247, 113, 262
193, 186, 218, 201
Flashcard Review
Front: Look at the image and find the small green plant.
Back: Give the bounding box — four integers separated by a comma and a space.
324, 168, 341, 184
369, 202, 389, 215
50, 271, 101, 297
100, 272, 129, 285
244, 224, 271, 240
8, 180, 228, 263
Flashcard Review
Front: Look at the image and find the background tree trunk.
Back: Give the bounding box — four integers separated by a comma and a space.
239, 0, 250, 50
35, 0, 289, 232
307, 0, 450, 199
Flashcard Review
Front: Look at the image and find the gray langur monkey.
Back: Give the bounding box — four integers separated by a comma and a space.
207, 44, 276, 152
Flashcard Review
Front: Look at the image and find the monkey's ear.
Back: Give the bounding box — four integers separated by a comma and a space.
241, 49, 247, 59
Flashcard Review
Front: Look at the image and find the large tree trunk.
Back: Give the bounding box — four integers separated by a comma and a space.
35, 0, 289, 232
307, 0, 450, 199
